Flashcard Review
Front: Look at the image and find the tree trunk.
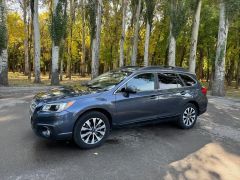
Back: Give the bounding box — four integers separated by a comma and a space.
0, 0, 8, 86
168, 21, 176, 67
212, 1, 229, 96
91, 0, 102, 79
236, 29, 240, 89
66, 0, 75, 79
51, 0, 60, 85
0, 50, 8, 86
144, 20, 150, 67
189, 0, 202, 73
23, 0, 29, 76
33, 0, 41, 83
51, 45, 60, 85
226, 58, 235, 86
131, 0, 141, 66
236, 55, 240, 89
119, 0, 127, 67
81, 0, 86, 76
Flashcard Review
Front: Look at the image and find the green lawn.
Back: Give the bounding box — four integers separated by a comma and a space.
8, 72, 240, 99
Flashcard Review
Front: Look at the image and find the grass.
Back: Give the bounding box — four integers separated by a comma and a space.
7, 72, 240, 99
8, 72, 90, 87
199, 80, 240, 99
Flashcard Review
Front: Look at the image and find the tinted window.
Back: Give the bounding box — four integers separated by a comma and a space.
127, 73, 155, 92
158, 73, 183, 90
179, 74, 196, 87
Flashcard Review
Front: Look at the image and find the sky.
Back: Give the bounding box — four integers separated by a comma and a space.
6, 1, 47, 15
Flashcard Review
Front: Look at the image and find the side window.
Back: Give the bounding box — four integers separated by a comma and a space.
158, 73, 183, 90
126, 73, 155, 92
179, 74, 196, 87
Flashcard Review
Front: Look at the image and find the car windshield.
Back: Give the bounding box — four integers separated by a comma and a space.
87, 70, 131, 90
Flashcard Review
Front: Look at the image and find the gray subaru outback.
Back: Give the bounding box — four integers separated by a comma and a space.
30, 66, 208, 149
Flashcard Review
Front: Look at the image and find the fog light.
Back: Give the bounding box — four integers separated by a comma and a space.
42, 127, 51, 138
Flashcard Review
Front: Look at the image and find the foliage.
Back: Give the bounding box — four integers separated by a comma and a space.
144, 0, 156, 27
4, 0, 240, 88
86, 0, 97, 40
0, 0, 7, 54
50, 0, 67, 46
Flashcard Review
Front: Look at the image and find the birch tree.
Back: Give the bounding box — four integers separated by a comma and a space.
66, 0, 76, 79
51, 0, 67, 85
131, 0, 141, 66
0, 0, 8, 86
144, 0, 156, 67
19, 0, 30, 76
31, 0, 41, 83
119, 0, 128, 67
189, 0, 202, 73
88, 0, 102, 79
212, 0, 240, 95
168, 0, 188, 67
81, 0, 86, 76
212, 0, 229, 96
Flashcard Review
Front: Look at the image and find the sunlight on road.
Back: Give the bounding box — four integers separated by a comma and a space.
164, 143, 240, 180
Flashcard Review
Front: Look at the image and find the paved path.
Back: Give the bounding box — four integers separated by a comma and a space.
0, 87, 239, 180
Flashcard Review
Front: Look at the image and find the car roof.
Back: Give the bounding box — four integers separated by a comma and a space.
119, 66, 195, 75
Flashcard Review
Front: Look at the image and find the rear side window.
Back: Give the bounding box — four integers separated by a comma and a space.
158, 73, 183, 90
179, 74, 196, 87
127, 73, 155, 92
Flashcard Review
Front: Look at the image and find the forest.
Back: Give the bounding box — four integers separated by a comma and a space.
0, 0, 240, 97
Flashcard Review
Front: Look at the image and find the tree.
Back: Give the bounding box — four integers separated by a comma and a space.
168, 0, 188, 67
119, 0, 128, 67
18, 0, 30, 76
0, 0, 8, 86
131, 0, 142, 66
212, 0, 240, 96
144, 0, 156, 66
189, 0, 202, 73
51, 0, 67, 85
31, 0, 41, 83
81, 0, 86, 76
66, 0, 76, 80
88, 0, 102, 79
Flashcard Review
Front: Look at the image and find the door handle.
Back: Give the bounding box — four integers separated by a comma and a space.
180, 91, 186, 95
150, 95, 158, 99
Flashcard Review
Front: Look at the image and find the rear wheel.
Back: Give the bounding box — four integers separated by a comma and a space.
178, 103, 197, 129
73, 111, 110, 149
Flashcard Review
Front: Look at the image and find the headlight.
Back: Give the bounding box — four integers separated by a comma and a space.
42, 101, 75, 112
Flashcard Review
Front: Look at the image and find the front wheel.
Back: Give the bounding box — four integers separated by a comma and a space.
73, 111, 110, 149
178, 103, 198, 129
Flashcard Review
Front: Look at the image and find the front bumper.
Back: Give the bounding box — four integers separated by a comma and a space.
30, 110, 74, 140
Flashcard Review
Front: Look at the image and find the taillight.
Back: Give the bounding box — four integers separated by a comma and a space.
201, 87, 207, 95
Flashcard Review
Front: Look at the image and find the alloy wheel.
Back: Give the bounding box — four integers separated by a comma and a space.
80, 118, 106, 144
183, 107, 196, 126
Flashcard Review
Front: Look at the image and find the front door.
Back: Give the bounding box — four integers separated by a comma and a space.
114, 73, 159, 125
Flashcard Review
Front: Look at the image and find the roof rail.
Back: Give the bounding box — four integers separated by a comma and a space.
139, 66, 189, 72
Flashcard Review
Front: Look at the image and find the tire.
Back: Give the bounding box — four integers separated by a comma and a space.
178, 103, 198, 129
73, 111, 110, 149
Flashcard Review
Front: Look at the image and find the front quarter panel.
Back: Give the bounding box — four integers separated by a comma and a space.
67, 91, 116, 129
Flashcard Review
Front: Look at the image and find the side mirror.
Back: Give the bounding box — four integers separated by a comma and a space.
120, 87, 136, 97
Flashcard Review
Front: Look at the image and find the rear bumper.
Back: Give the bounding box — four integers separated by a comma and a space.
199, 107, 207, 115
30, 110, 74, 140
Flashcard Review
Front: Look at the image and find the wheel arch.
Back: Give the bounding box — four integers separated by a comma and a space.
187, 101, 199, 115
74, 108, 113, 130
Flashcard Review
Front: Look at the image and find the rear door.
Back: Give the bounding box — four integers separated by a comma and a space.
156, 72, 185, 118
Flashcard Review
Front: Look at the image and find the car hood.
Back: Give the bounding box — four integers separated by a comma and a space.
33, 86, 101, 103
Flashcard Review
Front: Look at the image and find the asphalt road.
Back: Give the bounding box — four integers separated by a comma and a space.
0, 87, 240, 180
